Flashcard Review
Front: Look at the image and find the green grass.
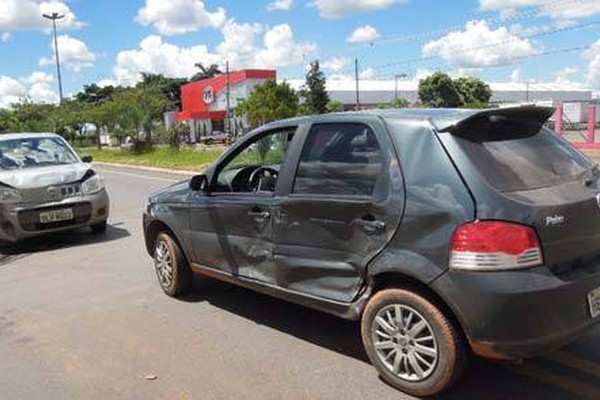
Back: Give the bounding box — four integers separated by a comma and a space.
77, 146, 224, 171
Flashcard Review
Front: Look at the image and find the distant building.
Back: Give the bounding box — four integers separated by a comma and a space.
177, 69, 276, 141
288, 79, 594, 112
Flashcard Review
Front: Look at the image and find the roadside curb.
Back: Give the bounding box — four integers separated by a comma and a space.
93, 161, 199, 176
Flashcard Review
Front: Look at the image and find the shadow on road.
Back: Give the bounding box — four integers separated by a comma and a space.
182, 276, 600, 400
0, 223, 130, 265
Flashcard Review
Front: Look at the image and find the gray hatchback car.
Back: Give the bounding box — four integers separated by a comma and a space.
144, 106, 600, 396
0, 133, 109, 243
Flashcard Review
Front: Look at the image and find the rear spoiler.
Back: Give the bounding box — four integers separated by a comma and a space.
437, 106, 555, 137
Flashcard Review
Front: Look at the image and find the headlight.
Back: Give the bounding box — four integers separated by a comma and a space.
0, 187, 22, 204
81, 174, 105, 195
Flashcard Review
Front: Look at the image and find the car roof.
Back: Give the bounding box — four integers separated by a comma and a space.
0, 132, 62, 141
262, 106, 553, 132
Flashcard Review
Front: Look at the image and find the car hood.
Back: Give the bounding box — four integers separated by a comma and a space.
0, 163, 91, 189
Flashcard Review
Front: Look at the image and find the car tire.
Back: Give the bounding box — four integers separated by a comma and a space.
90, 221, 107, 234
361, 288, 467, 397
153, 232, 192, 297
205, 139, 213, 146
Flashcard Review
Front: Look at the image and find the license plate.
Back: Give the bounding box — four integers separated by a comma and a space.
39, 208, 74, 224
589, 286, 600, 319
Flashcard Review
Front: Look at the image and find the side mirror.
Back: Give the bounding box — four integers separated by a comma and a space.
190, 174, 208, 192
81, 155, 93, 163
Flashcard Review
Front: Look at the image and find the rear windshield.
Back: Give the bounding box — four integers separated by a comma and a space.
455, 128, 592, 192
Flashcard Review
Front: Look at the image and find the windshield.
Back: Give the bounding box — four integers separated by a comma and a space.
0, 136, 79, 170
456, 128, 592, 192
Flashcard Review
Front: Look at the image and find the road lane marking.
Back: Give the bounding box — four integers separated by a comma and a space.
509, 363, 600, 400
97, 169, 181, 183
547, 351, 600, 379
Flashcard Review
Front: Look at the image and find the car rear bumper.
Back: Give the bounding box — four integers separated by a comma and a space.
430, 261, 600, 360
0, 189, 109, 243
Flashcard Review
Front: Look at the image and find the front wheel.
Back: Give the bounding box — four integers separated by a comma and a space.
361, 288, 467, 397
153, 232, 192, 297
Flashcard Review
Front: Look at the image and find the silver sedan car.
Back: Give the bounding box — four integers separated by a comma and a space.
0, 133, 109, 243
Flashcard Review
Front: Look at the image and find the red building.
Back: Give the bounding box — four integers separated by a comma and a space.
177, 69, 276, 140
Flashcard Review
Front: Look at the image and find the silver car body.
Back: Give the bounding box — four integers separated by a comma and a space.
0, 133, 109, 242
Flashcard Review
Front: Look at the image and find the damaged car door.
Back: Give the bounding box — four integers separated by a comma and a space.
272, 121, 405, 302
188, 127, 297, 279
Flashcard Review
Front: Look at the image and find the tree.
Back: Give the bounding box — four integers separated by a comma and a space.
236, 80, 299, 127
139, 73, 187, 110
418, 72, 462, 108
377, 98, 410, 109
303, 60, 329, 114
454, 77, 492, 108
190, 63, 222, 82
75, 84, 120, 105
327, 99, 344, 113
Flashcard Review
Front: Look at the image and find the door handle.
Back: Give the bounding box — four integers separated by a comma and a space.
355, 217, 386, 233
247, 210, 271, 221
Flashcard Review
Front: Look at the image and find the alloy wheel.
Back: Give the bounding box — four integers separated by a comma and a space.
371, 304, 439, 382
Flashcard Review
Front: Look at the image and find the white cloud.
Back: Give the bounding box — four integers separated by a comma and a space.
28, 82, 59, 103
217, 20, 263, 68
136, 0, 227, 35
347, 25, 380, 43
510, 66, 522, 82
113, 21, 316, 86
422, 20, 537, 68
585, 39, 600, 88
322, 57, 351, 72
114, 35, 221, 86
0, 0, 84, 32
312, 0, 406, 18
1, 32, 11, 42
267, 0, 293, 11
25, 71, 54, 84
0, 74, 58, 107
480, 0, 600, 20
39, 35, 95, 72
255, 24, 317, 68
0, 76, 27, 107
359, 67, 377, 80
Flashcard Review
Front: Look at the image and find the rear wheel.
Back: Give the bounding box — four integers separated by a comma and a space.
153, 232, 192, 297
361, 288, 467, 397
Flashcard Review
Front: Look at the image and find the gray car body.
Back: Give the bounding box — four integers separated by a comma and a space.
144, 108, 600, 360
0, 133, 109, 242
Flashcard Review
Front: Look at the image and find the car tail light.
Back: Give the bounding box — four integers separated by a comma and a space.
450, 221, 543, 271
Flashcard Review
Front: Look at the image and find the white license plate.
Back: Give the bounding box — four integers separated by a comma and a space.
589, 286, 600, 319
39, 208, 74, 224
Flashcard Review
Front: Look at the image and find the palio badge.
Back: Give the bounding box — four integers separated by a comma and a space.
545, 215, 565, 227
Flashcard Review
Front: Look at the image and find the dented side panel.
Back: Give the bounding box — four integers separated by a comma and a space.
367, 120, 475, 284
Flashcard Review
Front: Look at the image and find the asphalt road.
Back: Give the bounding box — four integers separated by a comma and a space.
1, 164, 600, 400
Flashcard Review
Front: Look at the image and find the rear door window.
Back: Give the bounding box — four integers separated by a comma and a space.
456, 128, 592, 192
293, 123, 384, 196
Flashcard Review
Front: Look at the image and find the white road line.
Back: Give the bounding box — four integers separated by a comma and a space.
98, 169, 180, 183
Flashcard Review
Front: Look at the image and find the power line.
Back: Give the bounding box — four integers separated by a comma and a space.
333, 19, 600, 76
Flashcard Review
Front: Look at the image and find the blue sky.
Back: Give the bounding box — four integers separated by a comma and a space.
1, 0, 600, 106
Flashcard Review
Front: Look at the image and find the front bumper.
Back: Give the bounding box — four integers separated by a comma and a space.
0, 189, 109, 243
431, 261, 600, 360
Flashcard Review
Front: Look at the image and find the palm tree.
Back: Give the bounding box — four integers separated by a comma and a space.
190, 63, 222, 82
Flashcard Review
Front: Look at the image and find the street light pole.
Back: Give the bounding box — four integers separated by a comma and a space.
42, 12, 65, 104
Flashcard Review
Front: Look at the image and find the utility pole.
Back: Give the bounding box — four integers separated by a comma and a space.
394, 74, 408, 101
42, 12, 65, 104
355, 58, 360, 110
225, 60, 231, 134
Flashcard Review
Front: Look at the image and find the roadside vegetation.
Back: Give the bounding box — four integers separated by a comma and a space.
78, 146, 223, 171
